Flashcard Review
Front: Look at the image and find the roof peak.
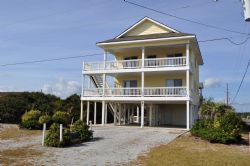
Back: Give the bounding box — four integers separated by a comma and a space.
115, 17, 180, 39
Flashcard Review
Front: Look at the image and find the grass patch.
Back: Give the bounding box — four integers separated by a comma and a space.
0, 146, 43, 166
0, 125, 41, 140
135, 133, 250, 166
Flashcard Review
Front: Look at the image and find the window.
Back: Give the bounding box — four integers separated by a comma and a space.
166, 79, 182, 87
123, 56, 138, 68
146, 55, 157, 66
167, 53, 183, 58
166, 53, 183, 66
123, 80, 138, 95
123, 80, 137, 88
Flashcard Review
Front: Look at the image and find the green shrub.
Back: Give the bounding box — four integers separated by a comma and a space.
39, 115, 51, 124
45, 123, 71, 147
52, 111, 69, 126
20, 110, 42, 129
71, 120, 93, 142
191, 112, 243, 144
19, 120, 42, 130
39, 115, 52, 126
21, 110, 41, 122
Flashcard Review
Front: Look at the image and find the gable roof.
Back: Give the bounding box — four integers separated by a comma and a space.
97, 32, 194, 44
115, 17, 180, 39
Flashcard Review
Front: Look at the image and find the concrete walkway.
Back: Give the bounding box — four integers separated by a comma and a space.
42, 126, 185, 166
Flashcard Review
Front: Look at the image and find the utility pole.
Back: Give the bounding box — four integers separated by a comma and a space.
226, 83, 229, 105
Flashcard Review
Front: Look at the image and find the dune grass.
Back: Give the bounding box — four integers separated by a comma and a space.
135, 133, 250, 166
0, 125, 41, 140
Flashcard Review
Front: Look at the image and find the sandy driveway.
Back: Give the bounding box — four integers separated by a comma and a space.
0, 125, 185, 166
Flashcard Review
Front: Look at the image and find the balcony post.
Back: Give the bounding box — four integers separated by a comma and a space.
119, 104, 121, 125
104, 50, 107, 69
137, 106, 139, 123
186, 43, 190, 97
94, 102, 97, 125
82, 62, 85, 97
105, 103, 108, 124
87, 101, 90, 125
149, 104, 152, 126
114, 103, 117, 126
141, 47, 145, 97
102, 100, 105, 126
141, 101, 144, 128
186, 43, 190, 67
142, 47, 145, 68
186, 100, 190, 130
80, 100, 83, 121
123, 104, 126, 125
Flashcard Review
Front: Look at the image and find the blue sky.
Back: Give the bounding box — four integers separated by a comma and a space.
0, 0, 249, 111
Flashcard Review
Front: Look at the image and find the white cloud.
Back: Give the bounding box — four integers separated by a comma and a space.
203, 78, 222, 88
42, 78, 81, 99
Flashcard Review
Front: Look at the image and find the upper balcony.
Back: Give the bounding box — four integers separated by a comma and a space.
83, 56, 189, 74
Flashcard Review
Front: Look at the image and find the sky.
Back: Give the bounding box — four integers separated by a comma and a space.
0, 0, 249, 112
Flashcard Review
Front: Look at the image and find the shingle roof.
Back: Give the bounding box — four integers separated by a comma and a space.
97, 32, 195, 44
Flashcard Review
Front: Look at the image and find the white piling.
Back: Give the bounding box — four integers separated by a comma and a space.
59, 124, 63, 142
42, 123, 46, 146
90, 120, 92, 131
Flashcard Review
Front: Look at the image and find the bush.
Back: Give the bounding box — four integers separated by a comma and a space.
52, 111, 69, 126
45, 123, 71, 147
191, 112, 243, 144
71, 120, 93, 142
20, 110, 42, 129
21, 110, 41, 122
39, 115, 52, 126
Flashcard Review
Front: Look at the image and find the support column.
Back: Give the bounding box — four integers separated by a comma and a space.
136, 106, 139, 123
86, 101, 90, 125
128, 106, 130, 124
94, 102, 97, 125
186, 43, 190, 97
114, 103, 117, 126
105, 103, 108, 124
141, 47, 145, 97
186, 101, 190, 130
123, 104, 126, 125
149, 104, 152, 127
102, 101, 105, 126
119, 104, 121, 125
80, 101, 83, 121
141, 101, 144, 128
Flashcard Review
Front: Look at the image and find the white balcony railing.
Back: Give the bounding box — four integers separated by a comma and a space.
83, 57, 186, 71
83, 87, 187, 97
144, 87, 187, 96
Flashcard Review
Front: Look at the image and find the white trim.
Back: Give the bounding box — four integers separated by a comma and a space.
81, 96, 191, 102
97, 36, 195, 46
115, 17, 180, 39
83, 66, 188, 75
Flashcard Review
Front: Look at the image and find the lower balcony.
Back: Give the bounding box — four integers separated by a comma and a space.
82, 87, 188, 97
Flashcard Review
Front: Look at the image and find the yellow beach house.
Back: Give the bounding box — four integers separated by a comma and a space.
80, 17, 203, 130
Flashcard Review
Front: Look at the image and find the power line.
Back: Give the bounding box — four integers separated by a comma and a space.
123, 0, 250, 36
198, 36, 250, 45
231, 60, 250, 104
157, 0, 218, 12
0, 53, 102, 67
1, 36, 250, 68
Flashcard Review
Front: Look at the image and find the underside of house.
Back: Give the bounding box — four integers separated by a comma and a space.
80, 17, 203, 130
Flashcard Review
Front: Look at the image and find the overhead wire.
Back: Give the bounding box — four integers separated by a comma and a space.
123, 0, 250, 36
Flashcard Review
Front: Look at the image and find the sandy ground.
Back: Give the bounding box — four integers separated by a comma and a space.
0, 124, 185, 166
